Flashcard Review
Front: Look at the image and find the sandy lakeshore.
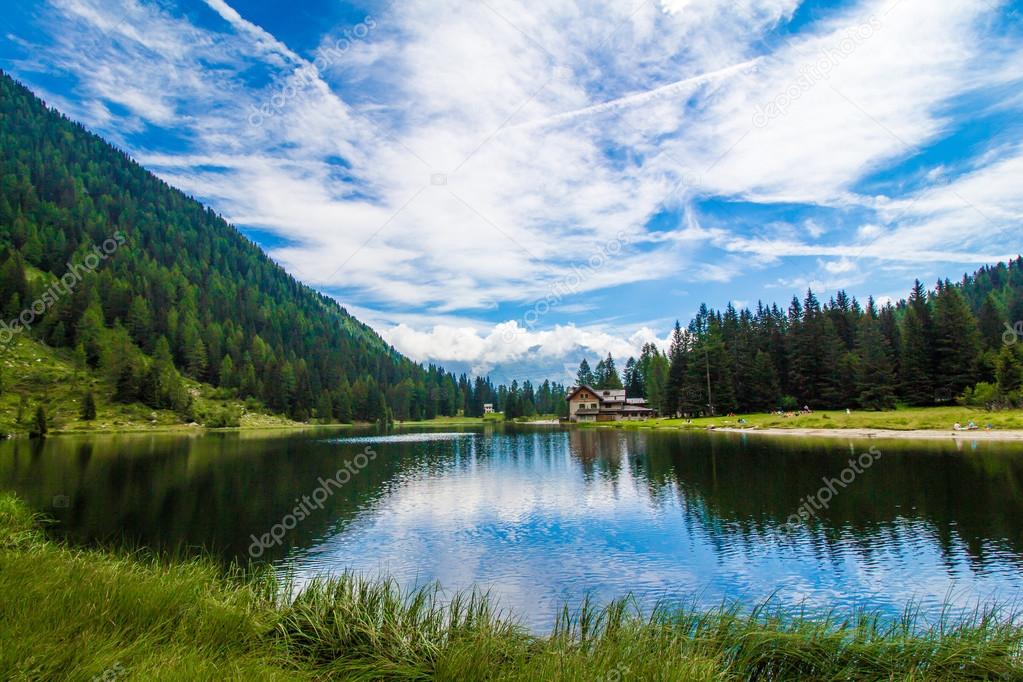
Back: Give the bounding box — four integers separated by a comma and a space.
713, 427, 1023, 441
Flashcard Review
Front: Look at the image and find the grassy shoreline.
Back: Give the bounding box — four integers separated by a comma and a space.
29, 421, 360, 438
14, 406, 1023, 440
2, 494, 1022, 680
577, 406, 1023, 436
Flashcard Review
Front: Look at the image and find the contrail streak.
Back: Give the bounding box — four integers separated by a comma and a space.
505, 57, 762, 133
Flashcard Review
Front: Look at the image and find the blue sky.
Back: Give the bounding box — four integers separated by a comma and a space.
2, 0, 1022, 383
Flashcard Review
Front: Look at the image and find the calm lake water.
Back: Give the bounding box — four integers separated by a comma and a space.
2, 425, 1022, 630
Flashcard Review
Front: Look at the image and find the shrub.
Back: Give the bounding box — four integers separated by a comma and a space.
203, 406, 241, 428
960, 382, 1000, 408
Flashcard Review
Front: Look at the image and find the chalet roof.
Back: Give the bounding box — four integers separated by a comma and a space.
597, 389, 627, 401
565, 385, 601, 401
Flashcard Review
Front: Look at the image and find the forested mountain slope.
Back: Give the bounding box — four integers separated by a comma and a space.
0, 71, 468, 422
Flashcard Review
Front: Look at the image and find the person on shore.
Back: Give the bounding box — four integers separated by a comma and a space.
954, 421, 962, 431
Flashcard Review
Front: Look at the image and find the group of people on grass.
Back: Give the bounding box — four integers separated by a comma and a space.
772, 405, 814, 417
949, 421, 990, 431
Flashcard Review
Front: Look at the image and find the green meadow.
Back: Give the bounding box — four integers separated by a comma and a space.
581, 406, 1023, 432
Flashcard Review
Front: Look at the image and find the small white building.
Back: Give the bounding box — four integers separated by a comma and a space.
483, 403, 495, 414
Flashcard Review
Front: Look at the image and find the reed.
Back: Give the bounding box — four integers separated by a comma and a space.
2, 493, 1021, 680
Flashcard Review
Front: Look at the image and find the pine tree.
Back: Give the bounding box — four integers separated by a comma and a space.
0, 253, 29, 311
639, 343, 669, 411
126, 296, 153, 350
31, 405, 47, 437
995, 345, 1022, 397
576, 358, 594, 387
592, 358, 608, 388
899, 299, 934, 405
81, 390, 97, 420
72, 342, 87, 372
505, 380, 521, 419
854, 311, 897, 410
334, 388, 353, 422
624, 357, 644, 396
932, 282, 981, 399
139, 364, 163, 408
183, 328, 208, 379
977, 292, 1005, 350
4, 292, 21, 321
787, 290, 845, 407
49, 320, 66, 346
1008, 289, 1023, 330
75, 300, 105, 366
115, 363, 139, 402
663, 321, 687, 417
749, 351, 780, 411
728, 311, 757, 410
600, 353, 623, 389
377, 392, 392, 426
219, 354, 235, 388
785, 296, 808, 400
316, 392, 334, 422
680, 322, 708, 416
878, 303, 901, 375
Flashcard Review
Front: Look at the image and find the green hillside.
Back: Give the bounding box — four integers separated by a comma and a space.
0, 71, 468, 426
0, 331, 305, 435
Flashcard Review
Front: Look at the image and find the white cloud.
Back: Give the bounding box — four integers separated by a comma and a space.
381, 321, 669, 381
821, 257, 857, 274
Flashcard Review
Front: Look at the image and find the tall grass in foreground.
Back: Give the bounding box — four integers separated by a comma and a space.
2, 493, 1022, 681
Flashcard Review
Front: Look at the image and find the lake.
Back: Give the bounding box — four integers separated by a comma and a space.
2, 425, 1022, 630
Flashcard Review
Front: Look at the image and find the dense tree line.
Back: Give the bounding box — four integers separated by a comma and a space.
577, 260, 1023, 416
0, 72, 552, 423
464, 376, 570, 419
